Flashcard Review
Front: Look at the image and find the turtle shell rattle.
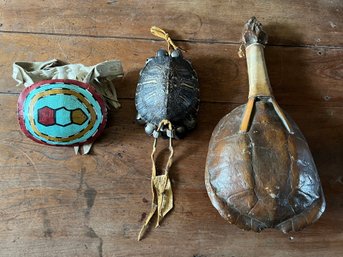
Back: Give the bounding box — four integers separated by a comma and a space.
14, 60, 123, 154
205, 17, 325, 232
135, 27, 199, 240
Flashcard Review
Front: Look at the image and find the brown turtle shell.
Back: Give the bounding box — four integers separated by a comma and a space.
205, 100, 325, 232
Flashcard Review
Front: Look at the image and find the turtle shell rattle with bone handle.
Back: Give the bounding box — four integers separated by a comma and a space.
205, 17, 325, 233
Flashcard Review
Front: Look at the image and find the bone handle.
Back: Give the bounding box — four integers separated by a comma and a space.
246, 44, 272, 98
240, 17, 293, 134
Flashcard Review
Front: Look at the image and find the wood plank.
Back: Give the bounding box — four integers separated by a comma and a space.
0, 0, 342, 47
1, 33, 342, 107
0, 95, 342, 257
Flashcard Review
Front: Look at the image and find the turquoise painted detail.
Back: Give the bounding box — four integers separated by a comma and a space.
55, 108, 72, 126
22, 82, 103, 145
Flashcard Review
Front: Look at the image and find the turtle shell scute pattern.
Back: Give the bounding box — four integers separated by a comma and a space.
135, 49, 199, 138
205, 101, 325, 232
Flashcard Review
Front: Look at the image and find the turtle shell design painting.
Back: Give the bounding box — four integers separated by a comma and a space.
17, 79, 106, 146
13, 59, 123, 154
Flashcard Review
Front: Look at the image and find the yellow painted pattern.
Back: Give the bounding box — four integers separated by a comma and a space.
71, 109, 87, 125
28, 89, 97, 142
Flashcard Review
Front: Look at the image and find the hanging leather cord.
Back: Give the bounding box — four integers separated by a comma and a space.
138, 120, 174, 241
150, 26, 180, 54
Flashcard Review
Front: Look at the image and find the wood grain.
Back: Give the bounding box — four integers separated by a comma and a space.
0, 0, 342, 46
0, 1, 342, 256
1, 33, 342, 107
0, 95, 342, 257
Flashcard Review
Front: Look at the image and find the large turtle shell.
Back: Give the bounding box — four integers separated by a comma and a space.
135, 49, 199, 138
205, 100, 325, 232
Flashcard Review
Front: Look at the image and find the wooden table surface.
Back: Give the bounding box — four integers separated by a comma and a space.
0, 1, 342, 256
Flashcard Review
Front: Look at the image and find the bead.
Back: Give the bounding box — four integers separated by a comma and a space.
171, 49, 182, 58
156, 49, 168, 57
145, 123, 155, 135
